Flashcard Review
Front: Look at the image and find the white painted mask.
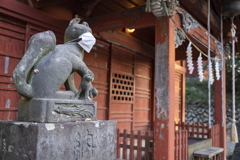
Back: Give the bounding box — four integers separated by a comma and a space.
78, 32, 96, 53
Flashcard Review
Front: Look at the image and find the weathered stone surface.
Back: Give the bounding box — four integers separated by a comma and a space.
0, 120, 117, 160
17, 98, 97, 122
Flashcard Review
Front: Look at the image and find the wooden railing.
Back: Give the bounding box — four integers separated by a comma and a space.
117, 123, 221, 160
175, 122, 211, 138
174, 130, 188, 160
116, 129, 188, 160
116, 129, 153, 160
175, 122, 221, 147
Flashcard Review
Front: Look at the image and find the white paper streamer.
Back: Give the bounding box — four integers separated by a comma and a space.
197, 53, 204, 82
215, 60, 220, 80
186, 42, 194, 74
209, 60, 214, 85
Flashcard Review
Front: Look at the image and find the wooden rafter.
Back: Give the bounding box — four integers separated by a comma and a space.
28, 0, 73, 8
127, 0, 139, 7
27, 0, 33, 7
0, 0, 68, 32
180, 0, 220, 31
97, 3, 114, 13
211, 0, 220, 17
88, 5, 219, 57
79, 0, 102, 18
87, 5, 155, 33
111, 0, 126, 10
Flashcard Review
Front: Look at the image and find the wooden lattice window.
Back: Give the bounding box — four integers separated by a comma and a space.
111, 73, 134, 102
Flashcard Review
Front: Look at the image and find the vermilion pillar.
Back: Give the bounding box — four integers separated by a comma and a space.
153, 17, 175, 160
214, 58, 226, 158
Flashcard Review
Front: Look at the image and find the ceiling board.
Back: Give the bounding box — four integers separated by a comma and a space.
114, 0, 136, 9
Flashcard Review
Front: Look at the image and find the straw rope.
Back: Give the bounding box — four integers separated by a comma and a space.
170, 16, 225, 61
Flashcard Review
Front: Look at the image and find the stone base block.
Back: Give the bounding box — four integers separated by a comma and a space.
0, 120, 117, 160
17, 98, 97, 122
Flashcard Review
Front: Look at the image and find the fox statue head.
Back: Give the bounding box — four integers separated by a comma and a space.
64, 18, 92, 44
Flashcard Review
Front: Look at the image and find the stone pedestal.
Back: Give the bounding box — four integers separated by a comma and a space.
0, 120, 117, 160
17, 98, 97, 122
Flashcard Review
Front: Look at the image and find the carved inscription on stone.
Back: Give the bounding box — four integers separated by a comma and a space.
53, 104, 94, 118
74, 130, 95, 160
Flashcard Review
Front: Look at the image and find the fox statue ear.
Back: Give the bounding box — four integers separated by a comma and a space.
82, 22, 92, 33
69, 18, 81, 26
82, 22, 89, 27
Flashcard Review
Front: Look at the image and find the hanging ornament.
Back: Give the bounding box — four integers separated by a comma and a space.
209, 60, 214, 85
230, 19, 239, 143
145, 0, 151, 12
197, 53, 204, 82
215, 58, 220, 80
186, 42, 194, 74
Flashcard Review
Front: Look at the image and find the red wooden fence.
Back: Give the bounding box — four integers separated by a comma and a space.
174, 130, 188, 160
175, 122, 211, 138
117, 123, 220, 160
117, 129, 188, 160
175, 122, 221, 146
117, 129, 153, 160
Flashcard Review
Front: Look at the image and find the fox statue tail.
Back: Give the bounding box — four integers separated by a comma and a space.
13, 30, 56, 98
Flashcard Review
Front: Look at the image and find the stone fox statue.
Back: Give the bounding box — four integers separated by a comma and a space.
13, 18, 98, 100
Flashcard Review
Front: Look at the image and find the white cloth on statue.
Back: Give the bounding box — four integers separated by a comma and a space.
78, 32, 96, 53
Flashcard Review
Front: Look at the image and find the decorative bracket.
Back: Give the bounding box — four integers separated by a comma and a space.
176, 9, 201, 33
148, 0, 179, 17
175, 27, 185, 48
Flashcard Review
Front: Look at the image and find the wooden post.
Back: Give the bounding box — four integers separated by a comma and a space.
137, 131, 142, 160
117, 129, 120, 158
214, 58, 226, 158
153, 17, 175, 160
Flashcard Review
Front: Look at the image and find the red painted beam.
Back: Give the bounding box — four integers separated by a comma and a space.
176, 48, 208, 61
174, 8, 219, 56
0, 0, 68, 33
94, 30, 154, 59
30, 0, 73, 8
154, 17, 175, 160
88, 5, 155, 33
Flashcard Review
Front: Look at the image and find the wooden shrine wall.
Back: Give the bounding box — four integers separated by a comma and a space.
175, 62, 186, 124
109, 45, 154, 131
84, 40, 110, 120
0, 13, 186, 130
0, 13, 110, 121
0, 14, 66, 120
0, 15, 24, 120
